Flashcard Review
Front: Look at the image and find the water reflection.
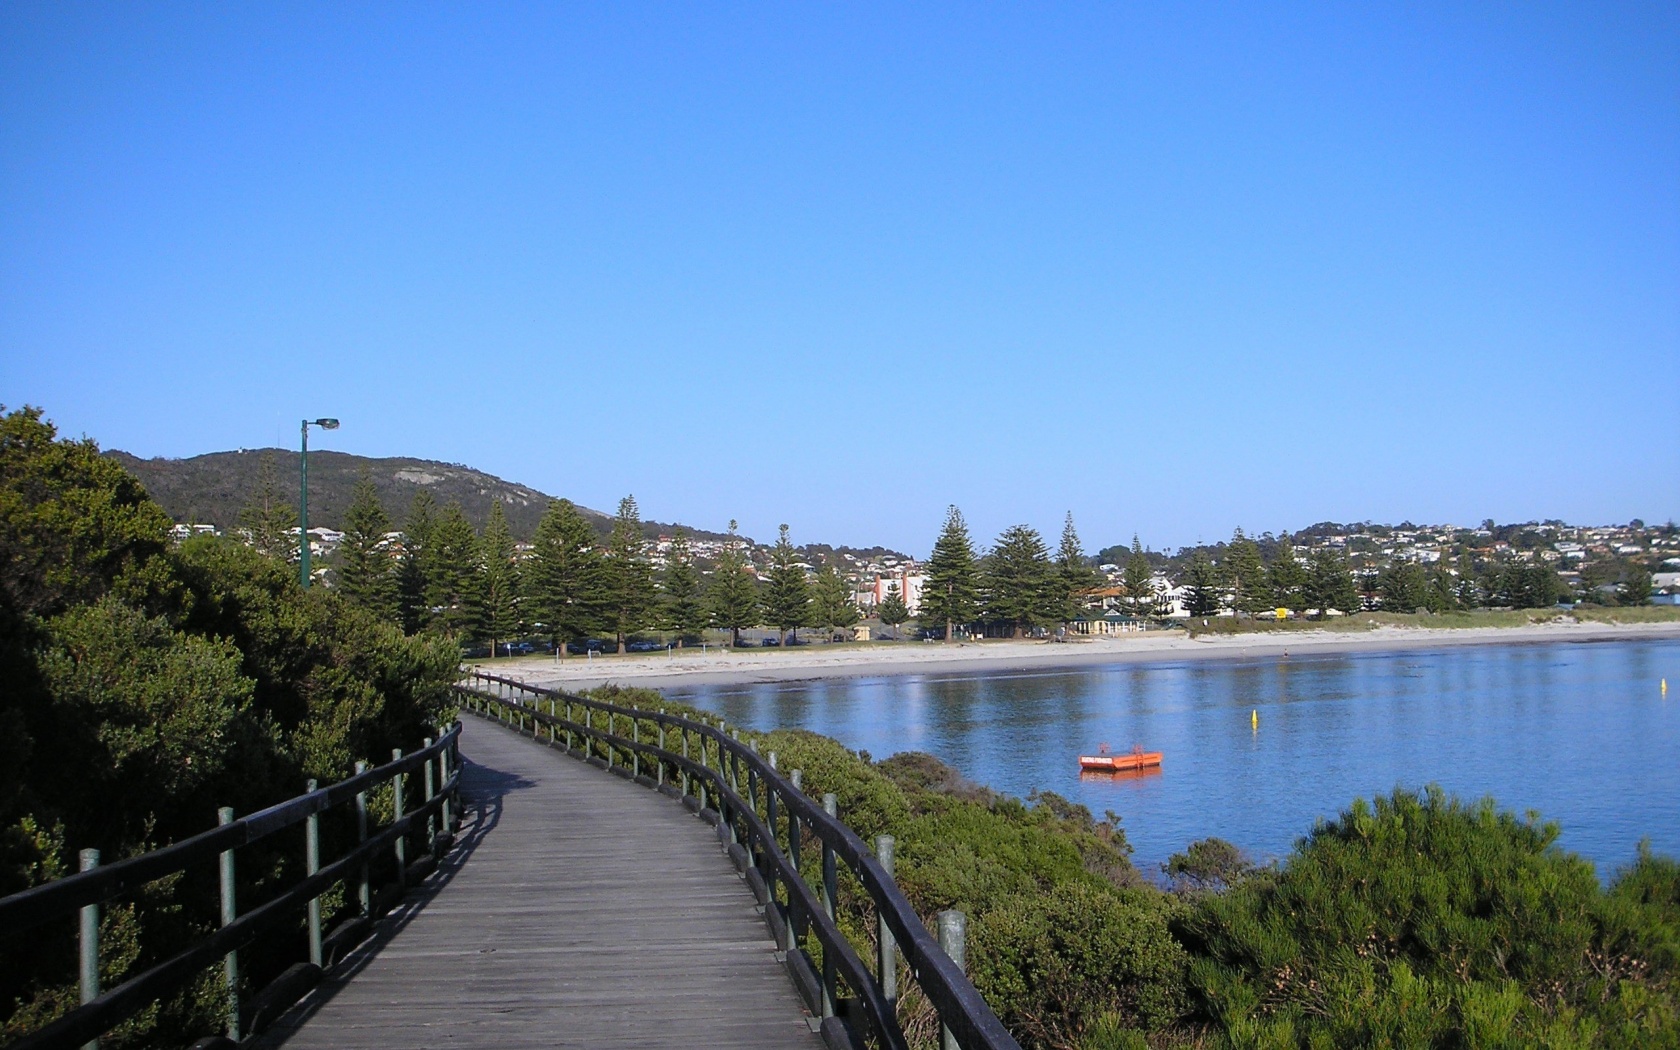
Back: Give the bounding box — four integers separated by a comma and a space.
673, 639, 1680, 876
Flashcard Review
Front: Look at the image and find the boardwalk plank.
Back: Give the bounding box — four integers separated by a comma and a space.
261, 717, 818, 1049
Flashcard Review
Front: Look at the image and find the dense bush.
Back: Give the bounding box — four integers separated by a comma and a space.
592, 683, 1680, 1050
1177, 787, 1680, 1048
0, 407, 459, 1045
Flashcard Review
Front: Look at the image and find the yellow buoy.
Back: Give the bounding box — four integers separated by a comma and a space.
1251, 709, 1259, 730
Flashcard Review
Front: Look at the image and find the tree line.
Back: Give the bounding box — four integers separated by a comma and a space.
260, 468, 865, 653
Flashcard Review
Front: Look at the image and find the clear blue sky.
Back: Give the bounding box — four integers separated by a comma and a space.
3, 3, 1676, 554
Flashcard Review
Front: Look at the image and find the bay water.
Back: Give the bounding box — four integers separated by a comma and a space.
668, 638, 1680, 878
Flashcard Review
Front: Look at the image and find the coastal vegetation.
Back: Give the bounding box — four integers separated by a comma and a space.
0, 407, 459, 1043
599, 685, 1679, 1049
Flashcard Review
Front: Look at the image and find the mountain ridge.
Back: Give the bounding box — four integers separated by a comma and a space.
104, 448, 733, 542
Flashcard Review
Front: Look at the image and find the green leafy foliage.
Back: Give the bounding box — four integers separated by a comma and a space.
922, 505, 980, 639
602, 495, 656, 652
526, 497, 608, 647
659, 529, 706, 642
0, 407, 458, 1045
335, 471, 399, 624
983, 524, 1056, 636
706, 519, 759, 646
762, 524, 812, 641
1177, 787, 1680, 1048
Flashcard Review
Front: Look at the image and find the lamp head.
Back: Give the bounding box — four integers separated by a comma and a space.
315, 418, 340, 430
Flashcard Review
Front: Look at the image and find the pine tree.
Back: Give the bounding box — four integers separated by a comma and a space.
1305, 548, 1358, 617
336, 472, 399, 624
1267, 533, 1308, 613
397, 490, 436, 633
425, 500, 483, 639
1224, 528, 1272, 616
982, 524, 1055, 637
603, 495, 656, 653
478, 500, 520, 655
762, 524, 812, 643
1053, 512, 1100, 629
660, 529, 705, 646
1122, 536, 1157, 618
526, 498, 607, 651
706, 519, 759, 647
810, 559, 858, 637
877, 581, 909, 640
921, 505, 980, 641
238, 451, 298, 564
1182, 550, 1223, 618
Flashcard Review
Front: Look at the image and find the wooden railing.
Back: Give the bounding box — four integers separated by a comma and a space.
0, 724, 462, 1050
458, 671, 1021, 1050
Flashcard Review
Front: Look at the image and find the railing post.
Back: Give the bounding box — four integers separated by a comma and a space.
698, 724, 710, 812
438, 730, 453, 832
78, 848, 99, 1050
789, 770, 804, 947
354, 761, 371, 915
549, 699, 557, 743
681, 723, 690, 797
938, 910, 968, 1050
657, 720, 666, 786
632, 718, 640, 778
218, 807, 240, 1041
423, 738, 437, 846
820, 793, 839, 1019
305, 780, 323, 968
585, 708, 593, 762
392, 749, 407, 887
876, 835, 897, 1009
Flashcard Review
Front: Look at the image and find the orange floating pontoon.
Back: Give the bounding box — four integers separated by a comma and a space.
1079, 743, 1162, 772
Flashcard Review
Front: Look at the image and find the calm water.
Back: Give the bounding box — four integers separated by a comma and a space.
669, 638, 1680, 878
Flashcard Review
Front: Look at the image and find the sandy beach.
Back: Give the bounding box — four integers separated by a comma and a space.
472, 620, 1680, 693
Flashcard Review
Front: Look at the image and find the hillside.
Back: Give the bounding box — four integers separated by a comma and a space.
108, 448, 645, 540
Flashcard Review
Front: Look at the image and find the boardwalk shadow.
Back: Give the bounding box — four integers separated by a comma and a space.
256, 754, 537, 1044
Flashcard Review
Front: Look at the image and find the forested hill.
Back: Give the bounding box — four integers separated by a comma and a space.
104, 448, 657, 540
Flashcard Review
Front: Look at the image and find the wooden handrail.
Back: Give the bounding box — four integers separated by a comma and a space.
2, 723, 463, 1050
458, 671, 1021, 1050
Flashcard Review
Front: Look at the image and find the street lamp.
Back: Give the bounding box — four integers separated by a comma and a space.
299, 417, 340, 588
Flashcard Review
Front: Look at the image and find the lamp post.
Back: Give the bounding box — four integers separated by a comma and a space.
299, 417, 340, 588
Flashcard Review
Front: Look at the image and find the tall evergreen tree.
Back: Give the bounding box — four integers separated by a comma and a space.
526, 498, 606, 652
982, 524, 1055, 637
660, 529, 706, 646
237, 451, 297, 564
425, 500, 483, 639
706, 519, 759, 647
920, 505, 980, 641
336, 472, 399, 624
602, 495, 656, 653
762, 524, 812, 643
477, 500, 520, 655
1305, 548, 1359, 617
397, 490, 436, 633
1182, 550, 1224, 617
877, 580, 909, 640
810, 558, 859, 637
1267, 533, 1308, 613
1053, 512, 1101, 629
1224, 528, 1272, 616
1122, 536, 1157, 618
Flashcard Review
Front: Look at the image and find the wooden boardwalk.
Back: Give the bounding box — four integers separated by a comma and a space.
262, 717, 819, 1049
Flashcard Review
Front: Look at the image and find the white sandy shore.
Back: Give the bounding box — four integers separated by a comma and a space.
470, 620, 1680, 694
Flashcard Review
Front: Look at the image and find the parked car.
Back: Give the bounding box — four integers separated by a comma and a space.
626, 640, 663, 653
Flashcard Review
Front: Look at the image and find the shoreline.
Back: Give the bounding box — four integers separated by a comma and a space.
474, 620, 1680, 693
